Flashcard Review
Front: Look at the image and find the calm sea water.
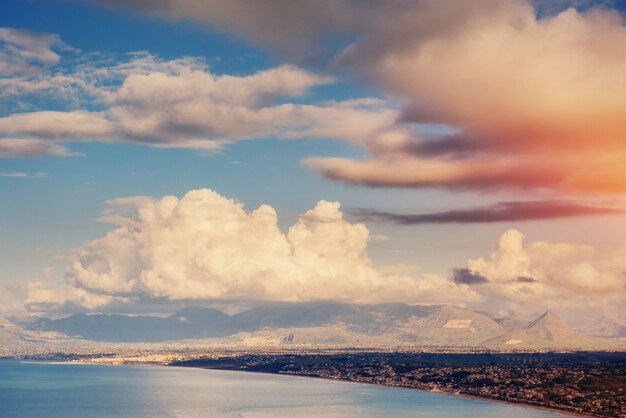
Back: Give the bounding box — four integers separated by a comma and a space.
0, 360, 569, 417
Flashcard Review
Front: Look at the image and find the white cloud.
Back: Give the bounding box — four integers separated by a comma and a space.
0, 44, 397, 155
0, 111, 116, 140
104, 63, 392, 147
112, 63, 331, 108
469, 230, 531, 281
28, 189, 477, 310
23, 192, 626, 319
0, 27, 61, 75
25, 281, 117, 312
464, 229, 626, 319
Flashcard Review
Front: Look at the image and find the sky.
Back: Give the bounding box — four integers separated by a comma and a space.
1, 0, 626, 323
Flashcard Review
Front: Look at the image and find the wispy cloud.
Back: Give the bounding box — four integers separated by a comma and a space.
351, 201, 623, 224
0, 27, 61, 75
0, 171, 46, 178
0, 37, 396, 157
0, 138, 77, 158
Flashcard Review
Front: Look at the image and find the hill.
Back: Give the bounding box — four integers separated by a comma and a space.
578, 316, 626, 338
485, 311, 617, 350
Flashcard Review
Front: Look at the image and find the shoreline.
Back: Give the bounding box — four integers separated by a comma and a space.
169, 365, 590, 417
11, 358, 594, 417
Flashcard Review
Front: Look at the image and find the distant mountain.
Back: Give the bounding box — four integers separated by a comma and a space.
0, 315, 19, 330
231, 302, 435, 335
578, 316, 626, 339
29, 303, 433, 342
413, 305, 501, 332
493, 317, 528, 330
529, 310, 564, 328
0, 315, 64, 355
29, 308, 232, 342
171, 306, 230, 325
21, 305, 626, 350
485, 311, 616, 350
0, 316, 24, 350
25, 303, 497, 345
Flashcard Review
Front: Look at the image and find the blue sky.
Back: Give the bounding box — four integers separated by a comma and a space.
1, 0, 626, 319
0, 0, 472, 278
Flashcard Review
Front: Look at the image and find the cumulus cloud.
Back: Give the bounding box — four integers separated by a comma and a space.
459, 229, 626, 319
26, 189, 478, 310
23, 190, 626, 318
351, 201, 623, 224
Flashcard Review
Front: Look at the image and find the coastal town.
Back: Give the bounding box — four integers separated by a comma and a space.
172, 352, 626, 417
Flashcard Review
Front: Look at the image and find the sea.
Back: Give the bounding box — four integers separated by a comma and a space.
0, 360, 570, 417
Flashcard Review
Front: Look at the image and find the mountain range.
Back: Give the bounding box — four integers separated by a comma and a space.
0, 314, 74, 356
578, 316, 626, 338
5, 303, 623, 351
485, 311, 615, 350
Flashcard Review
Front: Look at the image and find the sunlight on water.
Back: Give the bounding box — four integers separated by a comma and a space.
0, 360, 569, 417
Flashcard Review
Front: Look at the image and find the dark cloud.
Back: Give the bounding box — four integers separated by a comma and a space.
451, 268, 489, 285
351, 201, 623, 224
86, 0, 358, 62
366, 127, 484, 160
90, 0, 170, 13
517, 276, 537, 283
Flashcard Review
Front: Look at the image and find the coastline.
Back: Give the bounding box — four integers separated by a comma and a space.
13, 358, 593, 417
167, 364, 590, 417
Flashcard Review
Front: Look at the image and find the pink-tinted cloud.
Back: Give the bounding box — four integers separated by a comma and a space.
87, 0, 626, 195
322, 3, 626, 194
